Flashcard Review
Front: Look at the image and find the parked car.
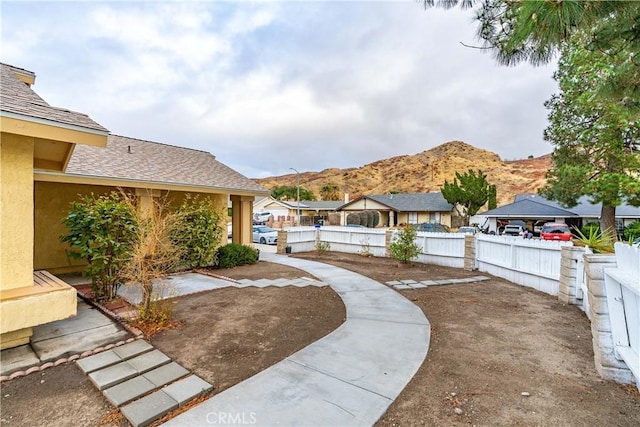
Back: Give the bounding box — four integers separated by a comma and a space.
540, 223, 572, 241
502, 224, 526, 237
457, 226, 478, 235
252, 225, 278, 245
413, 223, 450, 233
253, 212, 272, 225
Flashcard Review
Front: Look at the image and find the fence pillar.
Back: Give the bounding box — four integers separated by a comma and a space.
463, 234, 476, 271
276, 230, 288, 254
584, 254, 636, 385
385, 230, 394, 257
558, 246, 585, 305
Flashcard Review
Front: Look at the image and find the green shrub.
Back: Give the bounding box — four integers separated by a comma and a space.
623, 220, 640, 242
61, 192, 137, 301
389, 225, 421, 264
580, 222, 600, 237
216, 243, 258, 268
171, 195, 224, 269
573, 226, 614, 253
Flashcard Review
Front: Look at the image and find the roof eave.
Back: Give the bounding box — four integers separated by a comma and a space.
34, 170, 270, 197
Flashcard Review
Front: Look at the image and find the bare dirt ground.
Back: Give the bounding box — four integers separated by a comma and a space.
292, 252, 640, 426
2, 253, 639, 426
0, 261, 345, 427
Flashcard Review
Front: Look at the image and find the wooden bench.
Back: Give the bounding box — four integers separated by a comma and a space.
0, 271, 73, 302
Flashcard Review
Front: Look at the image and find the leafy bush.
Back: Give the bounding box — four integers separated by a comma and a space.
623, 220, 640, 242
580, 222, 600, 237
61, 192, 137, 301
217, 243, 258, 268
389, 225, 421, 264
171, 195, 224, 269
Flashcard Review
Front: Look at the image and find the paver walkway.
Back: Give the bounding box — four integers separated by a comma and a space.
165, 253, 430, 426
77, 339, 212, 427
118, 272, 328, 304
386, 275, 490, 290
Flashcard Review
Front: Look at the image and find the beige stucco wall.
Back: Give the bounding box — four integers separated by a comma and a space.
35, 183, 232, 273
1, 134, 35, 290
34, 181, 113, 273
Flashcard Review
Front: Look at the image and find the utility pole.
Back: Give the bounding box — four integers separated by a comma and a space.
289, 167, 300, 227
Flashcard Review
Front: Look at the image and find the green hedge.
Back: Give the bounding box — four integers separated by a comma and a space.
216, 243, 259, 268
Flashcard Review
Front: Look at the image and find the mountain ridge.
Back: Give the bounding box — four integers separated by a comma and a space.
255, 141, 551, 207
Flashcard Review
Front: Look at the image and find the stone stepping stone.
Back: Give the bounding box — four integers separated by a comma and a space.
393, 284, 414, 290
77, 340, 153, 374
121, 389, 179, 427
103, 362, 189, 407
162, 375, 213, 406
88, 349, 170, 390
120, 375, 213, 427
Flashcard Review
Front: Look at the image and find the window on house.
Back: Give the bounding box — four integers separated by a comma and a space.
408, 212, 418, 224
430, 212, 441, 223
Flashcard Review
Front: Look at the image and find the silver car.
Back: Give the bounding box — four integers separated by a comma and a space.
252, 226, 278, 245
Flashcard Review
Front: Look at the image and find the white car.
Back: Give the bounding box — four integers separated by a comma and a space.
252, 226, 278, 245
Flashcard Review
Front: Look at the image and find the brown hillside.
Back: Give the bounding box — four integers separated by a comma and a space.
255, 141, 551, 209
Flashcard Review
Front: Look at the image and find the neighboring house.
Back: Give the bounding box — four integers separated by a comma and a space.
0, 63, 268, 349
476, 194, 640, 234
253, 197, 342, 225
337, 193, 455, 227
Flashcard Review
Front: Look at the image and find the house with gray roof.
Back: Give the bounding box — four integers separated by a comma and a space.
475, 194, 640, 234
337, 193, 455, 227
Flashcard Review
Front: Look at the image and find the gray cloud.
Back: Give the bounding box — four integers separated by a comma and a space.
1, 2, 557, 178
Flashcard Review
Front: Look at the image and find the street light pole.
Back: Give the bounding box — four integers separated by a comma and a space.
289, 167, 300, 227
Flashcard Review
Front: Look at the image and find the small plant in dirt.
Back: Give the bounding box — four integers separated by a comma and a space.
315, 241, 331, 254
359, 237, 373, 257
171, 194, 224, 269
389, 225, 421, 264
61, 192, 137, 302
216, 243, 258, 268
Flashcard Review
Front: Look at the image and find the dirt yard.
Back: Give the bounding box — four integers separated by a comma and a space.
292, 252, 640, 426
2, 253, 639, 426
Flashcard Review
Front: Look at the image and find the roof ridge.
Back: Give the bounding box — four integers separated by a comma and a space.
0, 62, 36, 77
110, 134, 212, 155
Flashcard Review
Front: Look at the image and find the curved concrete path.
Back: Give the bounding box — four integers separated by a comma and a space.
165, 253, 430, 426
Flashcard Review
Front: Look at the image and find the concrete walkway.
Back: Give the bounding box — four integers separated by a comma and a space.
165, 253, 430, 426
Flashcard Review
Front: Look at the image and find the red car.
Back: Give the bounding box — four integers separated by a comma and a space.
540, 223, 572, 241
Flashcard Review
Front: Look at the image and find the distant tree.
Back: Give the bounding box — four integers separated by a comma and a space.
441, 169, 492, 225
487, 184, 497, 210
320, 183, 341, 201
271, 185, 315, 201
540, 36, 640, 240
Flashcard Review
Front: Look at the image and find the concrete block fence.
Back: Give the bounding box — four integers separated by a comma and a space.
273, 226, 639, 389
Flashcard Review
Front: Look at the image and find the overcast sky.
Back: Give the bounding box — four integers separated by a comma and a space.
2, 1, 558, 178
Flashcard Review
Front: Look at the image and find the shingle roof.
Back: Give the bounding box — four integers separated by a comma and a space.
482, 198, 578, 218
364, 193, 453, 212
65, 135, 269, 193
0, 63, 108, 133
514, 194, 640, 217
